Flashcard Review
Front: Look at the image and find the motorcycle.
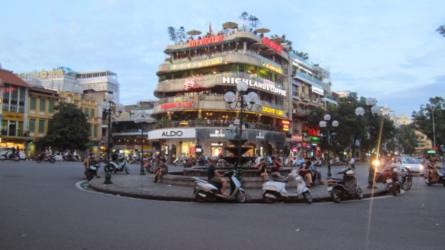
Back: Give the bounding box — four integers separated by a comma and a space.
400, 167, 413, 191
192, 170, 247, 203
109, 156, 129, 174
84, 161, 100, 181
262, 169, 312, 204
425, 166, 445, 186
327, 168, 364, 203
385, 167, 401, 196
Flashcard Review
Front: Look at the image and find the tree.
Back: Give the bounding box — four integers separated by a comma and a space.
167, 26, 177, 42
39, 103, 90, 151
395, 124, 418, 154
412, 96, 445, 150
248, 15, 260, 29
177, 26, 186, 42
437, 25, 445, 37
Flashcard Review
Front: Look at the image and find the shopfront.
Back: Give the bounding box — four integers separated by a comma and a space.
148, 128, 197, 162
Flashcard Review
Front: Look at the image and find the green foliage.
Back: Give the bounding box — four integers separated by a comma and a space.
39, 103, 90, 151
306, 95, 396, 157
167, 26, 177, 42
395, 124, 418, 154
412, 96, 445, 149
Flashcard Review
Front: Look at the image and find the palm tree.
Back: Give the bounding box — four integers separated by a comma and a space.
177, 26, 186, 42
248, 15, 260, 29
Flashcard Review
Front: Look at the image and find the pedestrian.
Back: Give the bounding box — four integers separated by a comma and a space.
349, 157, 356, 169
154, 158, 168, 183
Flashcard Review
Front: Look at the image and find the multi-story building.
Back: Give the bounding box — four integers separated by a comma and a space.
151, 27, 292, 161
59, 91, 102, 142
0, 69, 30, 149
20, 67, 120, 105
289, 52, 336, 157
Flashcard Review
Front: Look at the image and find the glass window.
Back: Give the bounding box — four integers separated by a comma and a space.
39, 98, 46, 112
8, 121, 17, 136
1, 120, 8, 135
90, 109, 95, 117
93, 125, 97, 137
17, 121, 23, 136
10, 86, 18, 112
48, 99, 54, 113
18, 87, 25, 113
38, 119, 45, 133
30, 96, 37, 110
29, 119, 36, 133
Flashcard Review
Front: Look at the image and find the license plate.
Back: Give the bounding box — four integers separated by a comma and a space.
386, 178, 392, 183
327, 186, 333, 192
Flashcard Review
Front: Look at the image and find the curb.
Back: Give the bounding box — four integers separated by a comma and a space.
87, 180, 388, 204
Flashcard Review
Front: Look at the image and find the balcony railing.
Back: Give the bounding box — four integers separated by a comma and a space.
295, 71, 323, 87
152, 120, 276, 131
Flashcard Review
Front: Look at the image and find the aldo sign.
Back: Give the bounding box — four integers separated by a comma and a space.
148, 128, 196, 140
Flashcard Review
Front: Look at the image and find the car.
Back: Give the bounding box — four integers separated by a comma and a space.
392, 156, 425, 176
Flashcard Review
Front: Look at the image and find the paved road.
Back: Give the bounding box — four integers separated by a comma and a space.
1, 161, 444, 250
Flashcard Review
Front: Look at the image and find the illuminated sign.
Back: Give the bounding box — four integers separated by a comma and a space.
307, 128, 319, 136
282, 120, 290, 132
20, 69, 65, 79
292, 135, 303, 142
210, 129, 225, 138
262, 37, 283, 54
1, 86, 16, 93
222, 76, 286, 96
184, 78, 201, 90
262, 106, 285, 117
168, 57, 224, 71
160, 101, 193, 110
148, 128, 196, 140
188, 35, 225, 47
311, 85, 324, 96
262, 63, 283, 74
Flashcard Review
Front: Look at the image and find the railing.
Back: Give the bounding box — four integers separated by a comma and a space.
159, 50, 285, 74
151, 120, 276, 131
295, 71, 323, 86
166, 30, 261, 48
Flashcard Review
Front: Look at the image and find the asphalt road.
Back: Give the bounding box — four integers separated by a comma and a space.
1, 161, 444, 250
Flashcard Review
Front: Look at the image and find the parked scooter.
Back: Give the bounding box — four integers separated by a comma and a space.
192, 170, 247, 203
109, 155, 129, 174
425, 165, 445, 186
84, 161, 100, 181
262, 169, 312, 204
327, 168, 364, 203
400, 167, 413, 191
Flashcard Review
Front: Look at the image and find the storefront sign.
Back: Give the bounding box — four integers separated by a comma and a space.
209, 129, 225, 138
148, 128, 196, 140
282, 120, 290, 132
168, 57, 224, 71
2, 112, 24, 120
262, 37, 283, 54
262, 106, 285, 117
0, 85, 16, 93
160, 101, 193, 110
188, 35, 225, 47
261, 63, 283, 74
20, 69, 65, 79
292, 134, 303, 142
222, 76, 286, 96
256, 132, 265, 139
306, 128, 319, 136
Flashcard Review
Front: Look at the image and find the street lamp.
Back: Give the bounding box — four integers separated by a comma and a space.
134, 112, 151, 176
102, 92, 122, 185
355, 98, 379, 159
319, 114, 339, 177
224, 81, 259, 170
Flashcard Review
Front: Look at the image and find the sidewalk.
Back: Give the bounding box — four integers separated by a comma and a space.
88, 163, 387, 203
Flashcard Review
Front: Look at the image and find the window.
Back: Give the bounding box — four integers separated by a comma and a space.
38, 120, 45, 133
90, 109, 95, 118
48, 100, 54, 113
39, 98, 46, 112
29, 119, 36, 133
93, 125, 97, 137
30, 96, 37, 110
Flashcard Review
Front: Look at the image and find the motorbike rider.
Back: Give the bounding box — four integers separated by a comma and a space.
425, 156, 438, 182
84, 151, 100, 178
154, 157, 168, 183
299, 159, 313, 188
256, 158, 269, 180
207, 157, 229, 196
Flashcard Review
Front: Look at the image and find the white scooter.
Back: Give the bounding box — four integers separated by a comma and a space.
262, 169, 312, 204
192, 170, 247, 203
109, 156, 129, 174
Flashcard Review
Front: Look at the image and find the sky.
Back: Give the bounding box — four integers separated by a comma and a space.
1, 0, 444, 116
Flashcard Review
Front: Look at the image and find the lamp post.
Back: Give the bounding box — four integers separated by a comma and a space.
355, 98, 378, 159
134, 113, 150, 176
319, 114, 339, 177
224, 81, 259, 170
424, 106, 437, 149
102, 92, 122, 185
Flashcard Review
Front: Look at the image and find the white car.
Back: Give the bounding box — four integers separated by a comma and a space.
392, 156, 424, 175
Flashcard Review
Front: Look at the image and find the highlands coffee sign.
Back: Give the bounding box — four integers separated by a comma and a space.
148, 128, 196, 140
222, 76, 287, 96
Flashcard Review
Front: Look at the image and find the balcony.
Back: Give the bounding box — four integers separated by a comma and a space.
152, 119, 276, 131
158, 50, 285, 75
294, 71, 323, 87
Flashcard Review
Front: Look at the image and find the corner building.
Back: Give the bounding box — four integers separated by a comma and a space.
151, 29, 292, 161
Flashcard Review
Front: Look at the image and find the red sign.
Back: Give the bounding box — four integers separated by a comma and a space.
262, 37, 283, 54
1, 86, 16, 93
184, 78, 200, 90
160, 102, 193, 110
292, 135, 303, 142
307, 128, 319, 136
188, 35, 224, 47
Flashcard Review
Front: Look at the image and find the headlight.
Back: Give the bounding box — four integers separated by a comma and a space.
372, 159, 380, 167
419, 165, 424, 171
